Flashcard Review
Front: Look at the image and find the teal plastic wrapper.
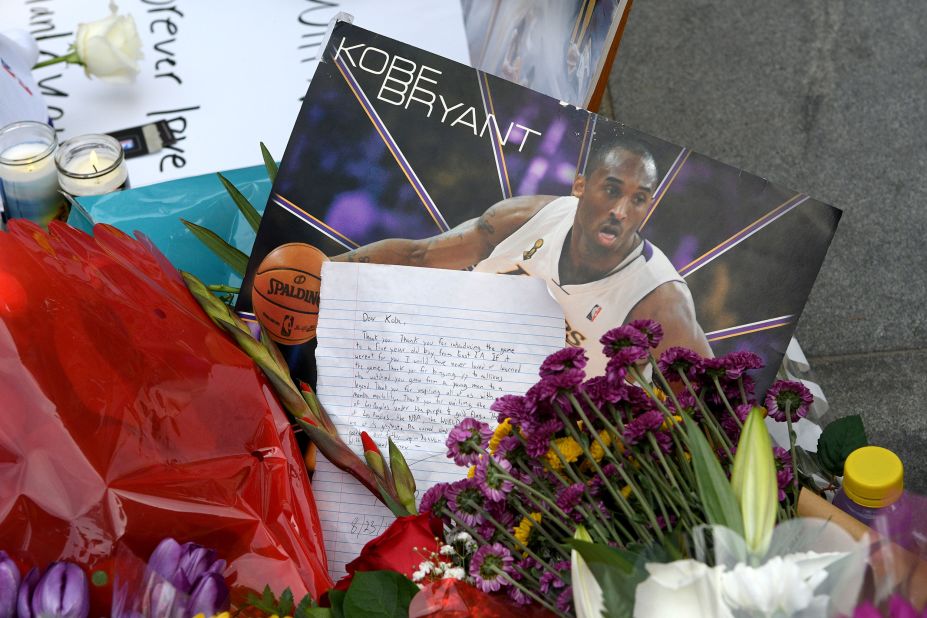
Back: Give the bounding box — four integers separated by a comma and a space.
67, 165, 269, 287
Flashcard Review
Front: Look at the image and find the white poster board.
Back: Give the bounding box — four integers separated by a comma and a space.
0, 1, 468, 187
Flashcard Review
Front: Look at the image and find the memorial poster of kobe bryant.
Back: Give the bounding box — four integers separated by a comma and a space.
238, 21, 841, 393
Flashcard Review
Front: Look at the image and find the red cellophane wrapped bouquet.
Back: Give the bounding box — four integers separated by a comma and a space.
0, 220, 331, 614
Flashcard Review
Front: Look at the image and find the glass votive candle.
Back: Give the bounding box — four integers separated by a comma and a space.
55, 134, 130, 198
0, 121, 69, 226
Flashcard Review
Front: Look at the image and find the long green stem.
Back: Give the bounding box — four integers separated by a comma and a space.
712, 375, 743, 431
33, 51, 80, 70
678, 370, 734, 460
573, 392, 677, 538
785, 401, 799, 496
550, 410, 646, 532
547, 441, 615, 543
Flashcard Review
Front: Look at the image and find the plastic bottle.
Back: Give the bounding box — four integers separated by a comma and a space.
832, 446, 912, 547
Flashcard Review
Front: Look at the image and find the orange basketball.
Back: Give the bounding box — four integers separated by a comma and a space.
251, 243, 328, 345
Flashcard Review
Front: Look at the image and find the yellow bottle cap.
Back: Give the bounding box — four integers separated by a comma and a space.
843, 446, 904, 508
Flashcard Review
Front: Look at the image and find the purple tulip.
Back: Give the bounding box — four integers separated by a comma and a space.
0, 552, 20, 618
177, 546, 224, 592
147, 538, 184, 590
17, 567, 39, 618
29, 562, 89, 618
139, 538, 228, 615
186, 572, 230, 616
147, 538, 226, 594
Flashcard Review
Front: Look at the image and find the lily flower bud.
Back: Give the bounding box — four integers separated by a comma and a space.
731, 406, 778, 556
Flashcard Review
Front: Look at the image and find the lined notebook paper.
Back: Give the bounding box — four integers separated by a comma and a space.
312, 262, 565, 578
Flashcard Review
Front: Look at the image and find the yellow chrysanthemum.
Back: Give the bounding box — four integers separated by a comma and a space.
589, 430, 613, 462
660, 415, 683, 431
193, 613, 232, 618
489, 418, 512, 453
621, 485, 632, 499
652, 387, 668, 402
545, 436, 583, 469
467, 464, 476, 478
513, 512, 542, 546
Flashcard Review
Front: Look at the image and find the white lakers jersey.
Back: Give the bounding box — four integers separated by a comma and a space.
474, 196, 684, 378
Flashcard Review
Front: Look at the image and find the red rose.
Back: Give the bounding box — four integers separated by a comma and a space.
333, 512, 444, 592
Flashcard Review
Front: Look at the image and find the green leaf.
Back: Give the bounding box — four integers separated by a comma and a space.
328, 588, 346, 618
261, 142, 279, 182
180, 219, 249, 276
594, 563, 639, 618
342, 570, 419, 618
566, 539, 637, 575
295, 593, 326, 618
568, 537, 649, 617
683, 411, 744, 536
246, 585, 281, 613
817, 415, 868, 476
279, 587, 295, 615
217, 172, 263, 232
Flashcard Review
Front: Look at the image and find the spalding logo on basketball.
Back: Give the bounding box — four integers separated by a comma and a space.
251, 243, 328, 345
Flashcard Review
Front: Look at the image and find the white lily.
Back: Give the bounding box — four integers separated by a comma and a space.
572, 525, 605, 618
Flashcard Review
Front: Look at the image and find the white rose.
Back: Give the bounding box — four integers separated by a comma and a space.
73, 4, 143, 83
634, 560, 732, 618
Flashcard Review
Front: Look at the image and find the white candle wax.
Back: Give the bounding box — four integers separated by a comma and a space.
0, 141, 65, 224
57, 148, 129, 197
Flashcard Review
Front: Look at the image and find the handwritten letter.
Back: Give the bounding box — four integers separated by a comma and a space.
312, 262, 564, 577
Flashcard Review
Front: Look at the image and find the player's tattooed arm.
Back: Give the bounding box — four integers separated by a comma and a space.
343, 251, 371, 263
331, 195, 556, 270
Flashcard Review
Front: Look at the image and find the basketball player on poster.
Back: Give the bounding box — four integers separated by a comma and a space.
333, 134, 712, 376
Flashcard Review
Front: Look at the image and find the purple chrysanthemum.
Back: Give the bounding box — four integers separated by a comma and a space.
773, 446, 794, 502
581, 375, 627, 407
445, 418, 492, 465
475, 456, 514, 502
539, 561, 570, 594
557, 586, 574, 613
701, 357, 729, 380
608, 345, 649, 370
524, 418, 564, 457
555, 483, 586, 518
721, 351, 764, 380
658, 347, 704, 381
494, 435, 534, 476
622, 410, 664, 445
419, 482, 449, 515
491, 394, 528, 425
507, 584, 531, 606
600, 325, 649, 359
446, 478, 486, 527
469, 543, 514, 592
765, 380, 813, 422
629, 319, 664, 349
605, 357, 629, 384
653, 430, 673, 454
720, 403, 752, 441
540, 347, 587, 376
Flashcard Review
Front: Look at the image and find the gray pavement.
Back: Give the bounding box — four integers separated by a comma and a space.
604, 0, 927, 491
